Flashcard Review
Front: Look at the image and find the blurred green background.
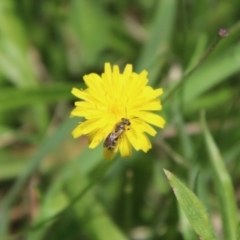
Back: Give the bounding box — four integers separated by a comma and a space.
0, 0, 240, 239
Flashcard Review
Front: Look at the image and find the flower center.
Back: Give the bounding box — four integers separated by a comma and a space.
109, 103, 125, 119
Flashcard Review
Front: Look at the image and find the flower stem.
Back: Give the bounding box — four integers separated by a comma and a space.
162, 28, 228, 104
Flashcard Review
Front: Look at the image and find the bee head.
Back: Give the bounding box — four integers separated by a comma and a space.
121, 118, 131, 126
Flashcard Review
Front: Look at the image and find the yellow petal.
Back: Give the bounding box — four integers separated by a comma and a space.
104, 62, 112, 77
143, 87, 163, 100
88, 121, 116, 149
137, 112, 166, 128
103, 148, 116, 160
88, 128, 105, 148
126, 127, 152, 152
83, 73, 102, 89
132, 119, 157, 136
138, 133, 152, 152
124, 71, 148, 99
71, 104, 108, 119
135, 70, 148, 89
72, 124, 83, 138
139, 100, 162, 111
121, 64, 132, 86
71, 88, 86, 100
75, 117, 108, 136
126, 127, 141, 151
119, 135, 132, 157
113, 65, 121, 93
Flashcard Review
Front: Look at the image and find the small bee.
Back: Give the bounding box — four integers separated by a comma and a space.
104, 118, 131, 151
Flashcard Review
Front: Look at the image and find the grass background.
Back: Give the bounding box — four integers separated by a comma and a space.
0, 0, 240, 239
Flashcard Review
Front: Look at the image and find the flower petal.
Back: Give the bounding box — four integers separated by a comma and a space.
83, 73, 102, 89
139, 100, 162, 111
119, 135, 132, 157
132, 119, 157, 136
122, 64, 132, 86
104, 148, 116, 160
72, 123, 84, 138
126, 127, 141, 151
136, 112, 166, 128
74, 117, 109, 137
71, 88, 88, 101
138, 133, 152, 152
144, 87, 163, 101
88, 128, 106, 148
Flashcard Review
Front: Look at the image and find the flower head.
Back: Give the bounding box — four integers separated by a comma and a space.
71, 63, 165, 160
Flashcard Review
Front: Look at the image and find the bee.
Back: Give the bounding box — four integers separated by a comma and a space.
104, 118, 131, 151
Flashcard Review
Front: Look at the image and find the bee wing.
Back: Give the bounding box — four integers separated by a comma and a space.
103, 134, 112, 148
104, 133, 117, 148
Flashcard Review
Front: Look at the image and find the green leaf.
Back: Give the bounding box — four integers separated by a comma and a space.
178, 207, 198, 240
0, 84, 83, 112
164, 169, 217, 240
136, 0, 177, 84
201, 113, 238, 240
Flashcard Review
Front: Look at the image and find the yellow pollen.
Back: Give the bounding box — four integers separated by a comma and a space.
109, 104, 125, 118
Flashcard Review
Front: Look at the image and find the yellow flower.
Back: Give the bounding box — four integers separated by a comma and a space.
71, 63, 165, 160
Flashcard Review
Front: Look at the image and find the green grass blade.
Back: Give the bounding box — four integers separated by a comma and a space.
201, 113, 238, 240
163, 35, 240, 104
164, 169, 217, 240
178, 207, 198, 240
0, 117, 79, 237
69, 0, 110, 66
136, 0, 177, 84
64, 161, 128, 240
182, 42, 240, 104
0, 84, 83, 112
25, 160, 127, 240
237, 223, 240, 240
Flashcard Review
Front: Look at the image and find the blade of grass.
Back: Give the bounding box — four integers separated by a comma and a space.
237, 223, 240, 240
0, 117, 79, 237
0, 84, 83, 112
178, 207, 198, 240
0, 1, 36, 87
136, 0, 177, 84
181, 41, 240, 104
0, 158, 29, 180
164, 169, 217, 240
69, 0, 110, 67
173, 102, 194, 163
185, 88, 235, 115
201, 112, 238, 240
